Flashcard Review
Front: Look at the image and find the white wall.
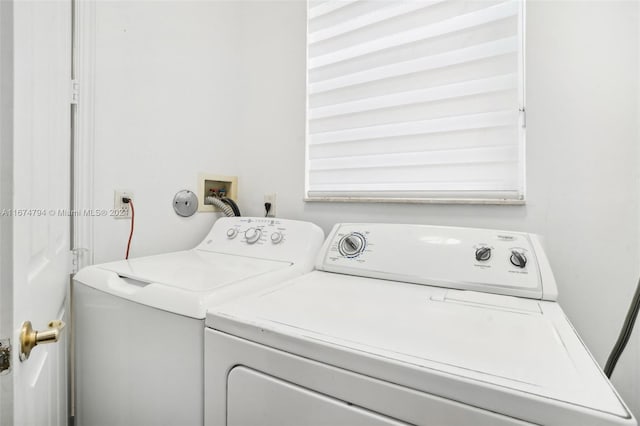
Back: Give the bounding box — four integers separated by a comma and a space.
89, 0, 640, 417
91, 1, 242, 264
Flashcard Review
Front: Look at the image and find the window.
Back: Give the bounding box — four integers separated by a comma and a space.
305, 0, 525, 203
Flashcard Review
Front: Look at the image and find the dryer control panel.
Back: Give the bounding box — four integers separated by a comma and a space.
317, 223, 557, 301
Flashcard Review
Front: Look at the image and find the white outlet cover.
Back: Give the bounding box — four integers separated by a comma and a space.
114, 190, 133, 219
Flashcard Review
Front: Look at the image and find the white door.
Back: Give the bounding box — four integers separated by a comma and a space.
0, 0, 72, 425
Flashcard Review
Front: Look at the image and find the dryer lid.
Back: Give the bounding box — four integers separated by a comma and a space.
207, 271, 631, 425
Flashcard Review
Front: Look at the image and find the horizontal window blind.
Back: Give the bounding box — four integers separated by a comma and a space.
306, 0, 525, 202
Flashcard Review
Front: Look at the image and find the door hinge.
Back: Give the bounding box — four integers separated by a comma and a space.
70, 79, 80, 105
0, 339, 11, 375
519, 107, 526, 128
70, 248, 89, 274
70, 249, 79, 274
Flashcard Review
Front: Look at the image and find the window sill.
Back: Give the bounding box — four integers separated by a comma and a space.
304, 196, 525, 206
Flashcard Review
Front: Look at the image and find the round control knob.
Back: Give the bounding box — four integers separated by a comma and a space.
338, 233, 366, 258
475, 247, 491, 262
244, 227, 262, 244
226, 228, 238, 239
270, 232, 283, 244
510, 250, 527, 268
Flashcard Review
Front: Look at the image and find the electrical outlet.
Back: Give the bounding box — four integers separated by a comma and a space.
264, 193, 276, 218
114, 190, 133, 219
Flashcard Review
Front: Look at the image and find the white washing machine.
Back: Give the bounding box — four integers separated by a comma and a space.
204, 223, 636, 426
73, 217, 324, 426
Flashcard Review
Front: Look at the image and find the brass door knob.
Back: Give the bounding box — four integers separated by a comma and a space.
19, 320, 66, 361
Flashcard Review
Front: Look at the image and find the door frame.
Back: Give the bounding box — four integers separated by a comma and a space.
0, 0, 15, 422
72, 0, 95, 270
69, 0, 97, 421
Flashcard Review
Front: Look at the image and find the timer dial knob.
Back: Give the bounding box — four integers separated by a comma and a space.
244, 227, 262, 244
338, 233, 366, 258
510, 250, 527, 268
226, 228, 238, 239
270, 232, 283, 244
475, 247, 491, 262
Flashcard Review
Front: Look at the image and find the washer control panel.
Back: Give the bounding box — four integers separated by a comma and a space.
318, 223, 556, 300
197, 217, 325, 264
225, 223, 283, 246
219, 219, 289, 246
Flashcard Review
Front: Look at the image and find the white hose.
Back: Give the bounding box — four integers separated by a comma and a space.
206, 196, 235, 217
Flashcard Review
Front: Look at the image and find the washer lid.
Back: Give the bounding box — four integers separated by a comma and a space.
98, 250, 290, 292
207, 271, 632, 425
74, 250, 293, 319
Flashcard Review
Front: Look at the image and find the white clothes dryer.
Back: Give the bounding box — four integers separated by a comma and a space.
73, 217, 324, 426
204, 223, 636, 426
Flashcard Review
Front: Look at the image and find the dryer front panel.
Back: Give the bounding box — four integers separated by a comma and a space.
227, 367, 407, 426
